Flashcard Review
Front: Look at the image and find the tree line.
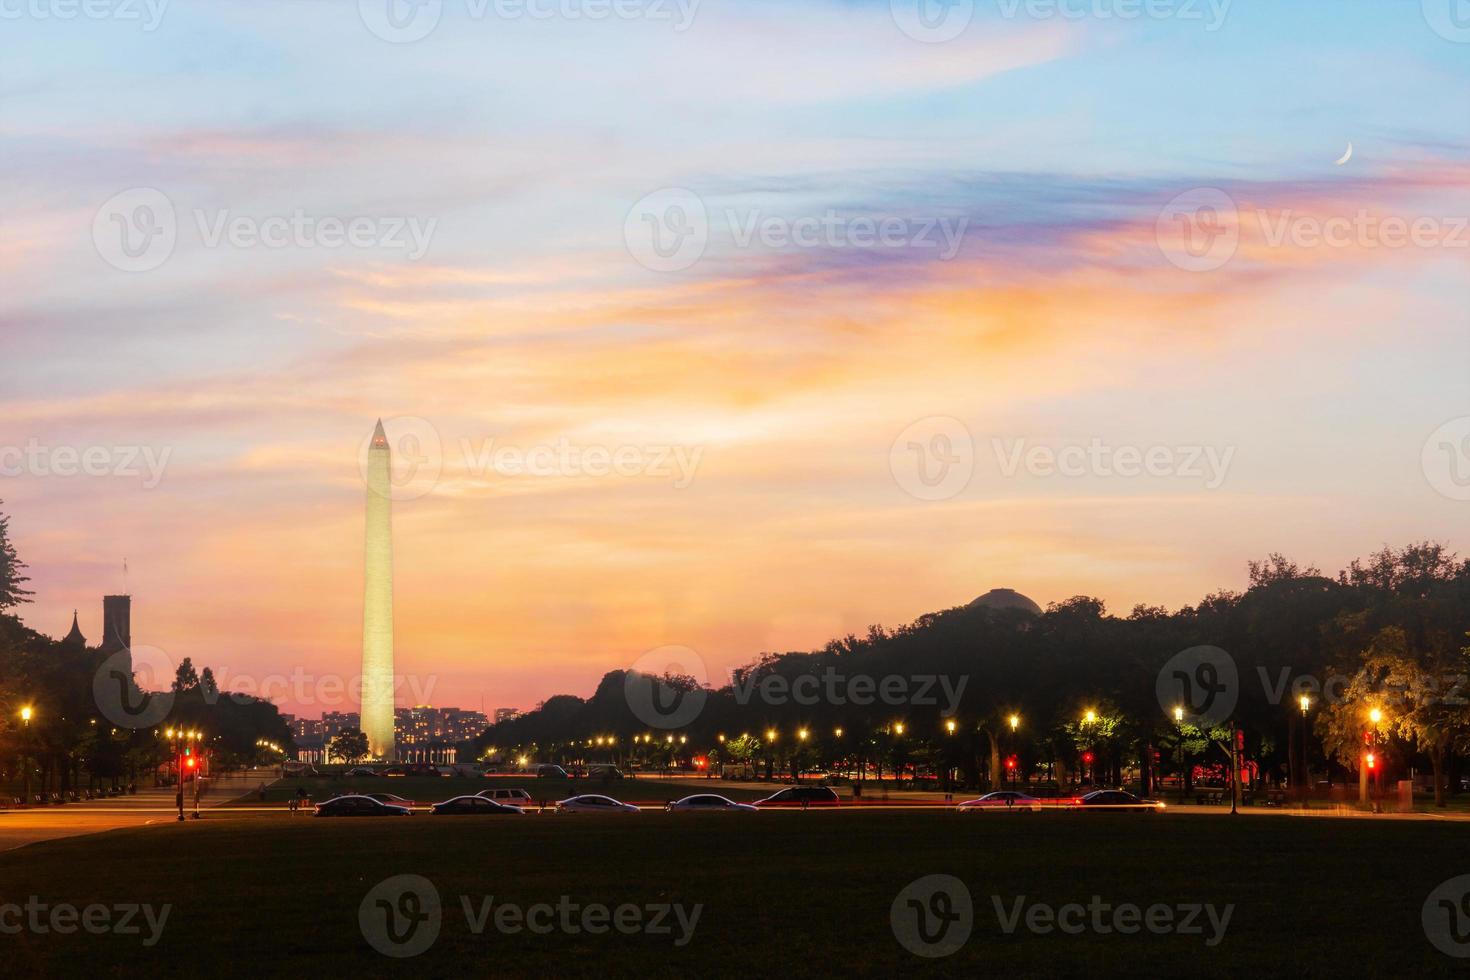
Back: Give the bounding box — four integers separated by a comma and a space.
473, 544, 1470, 804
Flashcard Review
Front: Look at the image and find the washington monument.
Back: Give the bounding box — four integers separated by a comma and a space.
361, 419, 395, 760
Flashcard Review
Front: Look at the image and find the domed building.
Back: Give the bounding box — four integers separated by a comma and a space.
968, 588, 1043, 616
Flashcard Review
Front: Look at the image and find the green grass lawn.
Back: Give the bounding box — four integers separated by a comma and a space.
1, 809, 1466, 977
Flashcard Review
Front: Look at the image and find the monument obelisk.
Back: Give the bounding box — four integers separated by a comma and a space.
361, 419, 396, 760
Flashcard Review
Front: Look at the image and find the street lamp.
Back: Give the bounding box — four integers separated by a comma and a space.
1172, 706, 1186, 803
945, 719, 956, 735
797, 728, 809, 742
893, 722, 905, 736
1008, 714, 1019, 733
19, 706, 35, 804
1081, 710, 1097, 787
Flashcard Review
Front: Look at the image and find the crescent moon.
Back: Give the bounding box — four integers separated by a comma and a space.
1335, 142, 1353, 166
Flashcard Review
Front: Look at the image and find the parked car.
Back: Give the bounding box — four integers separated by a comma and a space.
666, 794, 757, 813
753, 786, 840, 808
1073, 790, 1164, 812
314, 794, 411, 817
554, 794, 640, 814
536, 765, 569, 779
956, 791, 1042, 812
431, 795, 524, 815
589, 765, 625, 779
477, 788, 534, 806
344, 767, 378, 777
364, 792, 414, 806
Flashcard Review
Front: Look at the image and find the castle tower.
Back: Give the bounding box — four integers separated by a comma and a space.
361, 420, 396, 760
63, 610, 86, 647
101, 595, 131, 654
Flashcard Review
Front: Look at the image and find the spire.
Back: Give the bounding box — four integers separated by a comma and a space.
371, 418, 389, 450
63, 609, 86, 646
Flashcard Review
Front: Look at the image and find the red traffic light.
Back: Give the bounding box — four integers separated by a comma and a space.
1081, 751, 1095, 765
1005, 756, 1017, 770
185, 756, 197, 769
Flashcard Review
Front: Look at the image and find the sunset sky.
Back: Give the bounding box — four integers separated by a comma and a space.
3, 1, 1467, 717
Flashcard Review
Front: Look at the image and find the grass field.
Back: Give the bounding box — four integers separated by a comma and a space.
2, 807, 1467, 978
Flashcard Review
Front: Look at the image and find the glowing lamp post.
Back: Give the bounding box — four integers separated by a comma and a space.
19, 706, 35, 804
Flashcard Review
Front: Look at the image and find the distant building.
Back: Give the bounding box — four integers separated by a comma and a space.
101, 594, 131, 654
394, 706, 489, 763
494, 708, 520, 724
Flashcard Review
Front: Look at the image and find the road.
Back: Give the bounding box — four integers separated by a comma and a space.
0, 773, 269, 850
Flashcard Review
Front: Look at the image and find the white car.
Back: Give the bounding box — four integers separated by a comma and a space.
956, 791, 1042, 812
554, 794, 640, 814
665, 794, 757, 813
477, 788, 534, 806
